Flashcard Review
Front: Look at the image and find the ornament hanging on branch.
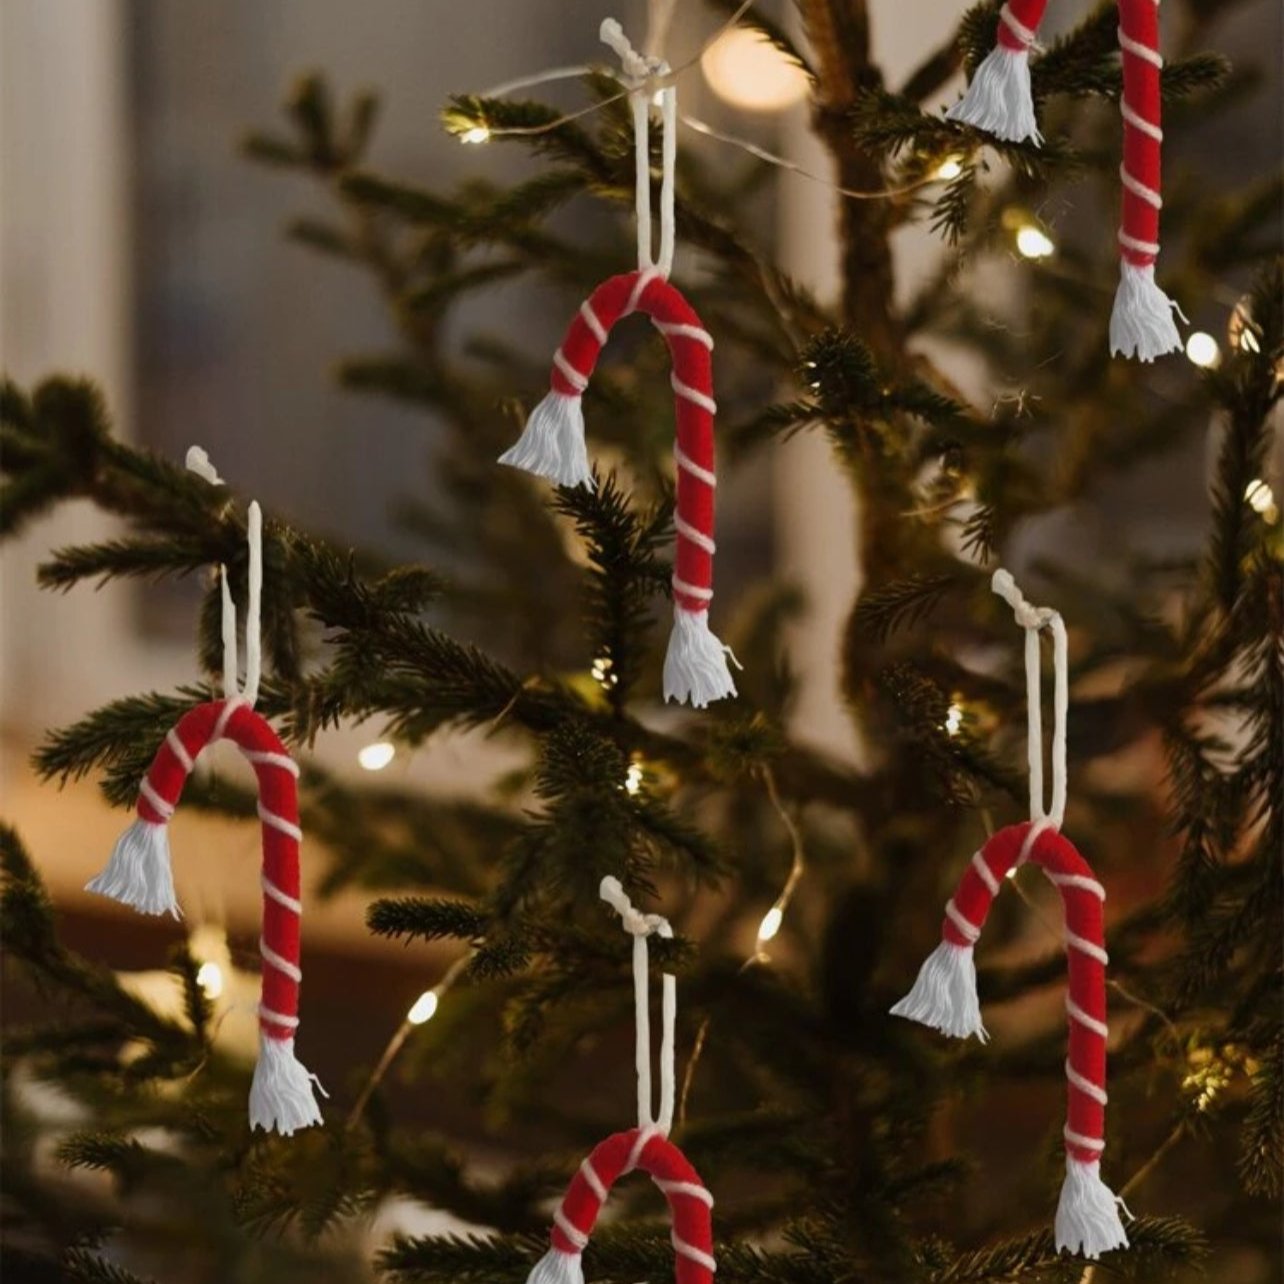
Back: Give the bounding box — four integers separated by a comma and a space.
891, 570, 1130, 1260
525, 876, 716, 1284
948, 0, 1184, 362
85, 447, 324, 1137
498, 19, 737, 709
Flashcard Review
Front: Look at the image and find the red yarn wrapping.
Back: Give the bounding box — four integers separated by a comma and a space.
135, 697, 303, 1042
941, 822, 1109, 1163
546, 270, 717, 615
544, 1126, 715, 1282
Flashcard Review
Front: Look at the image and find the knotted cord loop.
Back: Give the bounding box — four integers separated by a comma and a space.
600, 875, 676, 1135
992, 568, 1068, 829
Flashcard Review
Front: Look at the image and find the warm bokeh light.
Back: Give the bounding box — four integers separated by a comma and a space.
407, 990, 440, 1025
757, 905, 784, 943
935, 155, 964, 181
459, 125, 491, 145
1015, 225, 1055, 259
701, 28, 809, 112
357, 741, 396, 771
624, 762, 643, 795
944, 703, 964, 736
1185, 331, 1221, 368
196, 961, 224, 1000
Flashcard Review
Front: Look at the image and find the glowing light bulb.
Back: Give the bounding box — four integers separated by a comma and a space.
196, 961, 224, 1000
944, 703, 964, 736
757, 905, 784, 943
1245, 479, 1277, 523
935, 155, 964, 181
358, 741, 396, 772
407, 990, 439, 1025
1016, 225, 1055, 259
1185, 331, 1220, 368
701, 28, 809, 112
459, 125, 491, 145
624, 762, 643, 796
590, 656, 618, 690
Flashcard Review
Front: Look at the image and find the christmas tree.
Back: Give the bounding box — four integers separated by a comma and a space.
2, 1, 1281, 1280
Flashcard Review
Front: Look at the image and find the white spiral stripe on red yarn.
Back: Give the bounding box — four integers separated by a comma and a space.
243, 749, 301, 776
1118, 228, 1160, 256
553, 349, 589, 393
1121, 99, 1162, 140
139, 777, 176, 819
1119, 165, 1162, 208
672, 576, 713, 602
1066, 930, 1109, 965
1067, 1059, 1109, 1105
673, 1233, 718, 1272
625, 1122, 662, 1172
1067, 997, 1110, 1038
944, 899, 981, 942
1118, 26, 1163, 66
675, 443, 717, 487
625, 267, 662, 315
259, 1004, 299, 1029
656, 1178, 715, 1207
670, 373, 717, 414
674, 513, 715, 555
257, 803, 302, 842
261, 939, 303, 983
262, 873, 303, 915
579, 300, 608, 344
578, 1158, 608, 1200
1065, 1125, 1106, 1152
999, 4, 1037, 45
165, 728, 195, 772
1047, 871, 1107, 899
970, 850, 1000, 894
553, 1207, 590, 1250
210, 695, 245, 743
654, 320, 713, 349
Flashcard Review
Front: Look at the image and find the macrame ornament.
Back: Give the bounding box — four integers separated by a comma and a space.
948, 0, 1184, 361
525, 877, 716, 1284
498, 20, 737, 708
891, 570, 1129, 1260
85, 448, 324, 1136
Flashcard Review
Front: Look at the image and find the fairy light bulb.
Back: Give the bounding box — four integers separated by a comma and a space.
195, 961, 224, 1000
701, 28, 808, 112
459, 125, 491, 145
757, 905, 784, 943
934, 155, 964, 181
944, 703, 964, 736
624, 762, 643, 796
407, 990, 440, 1025
358, 741, 396, 771
1016, 225, 1055, 259
1185, 331, 1221, 368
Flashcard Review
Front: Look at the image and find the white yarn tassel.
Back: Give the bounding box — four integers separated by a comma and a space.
946, 47, 1042, 145
85, 819, 181, 919
499, 392, 594, 490
1109, 262, 1184, 362
889, 941, 988, 1042
663, 608, 737, 708
249, 1034, 325, 1136
526, 1248, 585, 1284
1055, 1158, 1130, 1258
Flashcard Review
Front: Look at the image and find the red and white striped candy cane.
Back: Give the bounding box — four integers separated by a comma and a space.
890, 571, 1128, 1259
498, 23, 736, 708
525, 877, 716, 1284
529, 1126, 715, 1284
947, 0, 1183, 360
85, 475, 323, 1135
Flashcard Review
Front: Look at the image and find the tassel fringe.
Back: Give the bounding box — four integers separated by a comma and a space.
663, 607, 738, 708
1055, 1158, 1130, 1259
946, 46, 1042, 144
525, 1248, 585, 1284
1109, 262, 1184, 362
249, 1034, 325, 1136
85, 819, 181, 919
890, 940, 988, 1042
499, 391, 594, 489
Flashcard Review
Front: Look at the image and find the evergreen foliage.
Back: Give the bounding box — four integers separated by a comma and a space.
1, 0, 1280, 1279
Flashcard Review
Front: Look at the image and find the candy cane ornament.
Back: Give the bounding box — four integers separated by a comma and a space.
498, 21, 737, 709
85, 450, 324, 1136
947, 0, 1183, 361
890, 571, 1129, 1259
525, 877, 716, 1284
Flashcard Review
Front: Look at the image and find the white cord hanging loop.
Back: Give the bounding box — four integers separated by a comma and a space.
600, 875, 676, 1135
187, 446, 263, 708
992, 569, 1068, 829
601, 18, 676, 278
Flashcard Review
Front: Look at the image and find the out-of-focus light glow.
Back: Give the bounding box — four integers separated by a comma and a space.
459, 126, 491, 145
624, 762, 643, 796
757, 905, 784, 943
407, 991, 440, 1025
358, 741, 396, 772
1185, 331, 1221, 368
1016, 225, 1055, 259
591, 656, 618, 690
935, 155, 964, 181
1229, 298, 1262, 353
944, 703, 964, 736
196, 962, 224, 1000
701, 29, 809, 112
1245, 479, 1274, 514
